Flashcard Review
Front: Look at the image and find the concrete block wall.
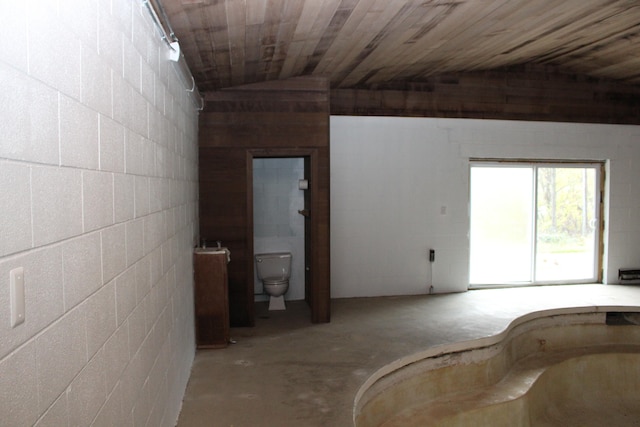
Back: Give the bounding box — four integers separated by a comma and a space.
330, 116, 640, 297
0, 1, 199, 425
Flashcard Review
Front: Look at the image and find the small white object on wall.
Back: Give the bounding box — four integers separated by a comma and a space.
10, 267, 25, 327
169, 41, 181, 62
298, 179, 309, 190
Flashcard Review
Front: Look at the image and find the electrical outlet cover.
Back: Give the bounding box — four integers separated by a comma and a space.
10, 267, 25, 327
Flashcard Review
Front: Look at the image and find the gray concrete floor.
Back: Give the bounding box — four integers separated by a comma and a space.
176, 284, 640, 427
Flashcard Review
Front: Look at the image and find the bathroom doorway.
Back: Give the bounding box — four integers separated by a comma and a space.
247, 148, 320, 321
252, 157, 306, 303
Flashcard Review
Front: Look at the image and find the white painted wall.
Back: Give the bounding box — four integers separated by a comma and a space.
253, 158, 305, 301
0, 1, 199, 425
331, 116, 640, 297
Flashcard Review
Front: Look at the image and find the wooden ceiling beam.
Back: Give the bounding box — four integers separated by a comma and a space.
331, 66, 640, 124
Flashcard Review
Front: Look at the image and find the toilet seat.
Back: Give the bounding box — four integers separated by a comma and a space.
263, 278, 288, 287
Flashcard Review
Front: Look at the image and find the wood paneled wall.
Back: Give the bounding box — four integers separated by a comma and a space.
199, 77, 330, 326
331, 65, 640, 124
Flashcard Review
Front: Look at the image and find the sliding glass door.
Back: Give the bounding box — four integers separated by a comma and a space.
469, 162, 602, 287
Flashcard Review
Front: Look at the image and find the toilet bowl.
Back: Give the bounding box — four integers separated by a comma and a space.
255, 252, 292, 310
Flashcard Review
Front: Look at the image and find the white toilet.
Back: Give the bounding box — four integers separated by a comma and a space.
255, 252, 292, 311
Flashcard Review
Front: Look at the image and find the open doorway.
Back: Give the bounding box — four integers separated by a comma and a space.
252, 157, 306, 304
247, 149, 324, 323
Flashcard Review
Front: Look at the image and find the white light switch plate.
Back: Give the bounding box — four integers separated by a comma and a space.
10, 267, 25, 327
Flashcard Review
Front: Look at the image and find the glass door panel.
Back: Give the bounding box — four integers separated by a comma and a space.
469, 166, 534, 284
535, 167, 597, 282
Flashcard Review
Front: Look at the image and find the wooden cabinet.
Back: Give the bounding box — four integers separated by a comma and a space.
194, 249, 230, 348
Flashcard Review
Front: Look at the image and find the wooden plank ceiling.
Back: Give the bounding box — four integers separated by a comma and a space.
161, 0, 640, 92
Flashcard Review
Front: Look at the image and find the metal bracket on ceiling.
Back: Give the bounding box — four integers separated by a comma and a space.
143, 0, 204, 112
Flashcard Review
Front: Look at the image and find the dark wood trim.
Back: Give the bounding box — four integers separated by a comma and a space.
245, 152, 255, 326
598, 163, 606, 283
330, 66, 640, 125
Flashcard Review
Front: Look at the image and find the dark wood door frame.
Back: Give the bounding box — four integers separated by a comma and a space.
247, 148, 325, 322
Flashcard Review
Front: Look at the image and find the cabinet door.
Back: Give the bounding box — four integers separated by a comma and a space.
194, 253, 230, 348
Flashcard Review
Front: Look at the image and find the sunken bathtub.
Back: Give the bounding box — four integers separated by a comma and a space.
354, 309, 640, 427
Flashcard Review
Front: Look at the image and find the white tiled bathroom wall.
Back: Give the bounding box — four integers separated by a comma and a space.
253, 158, 306, 301
0, 1, 199, 425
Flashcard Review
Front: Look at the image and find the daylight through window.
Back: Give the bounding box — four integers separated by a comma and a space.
469, 161, 603, 287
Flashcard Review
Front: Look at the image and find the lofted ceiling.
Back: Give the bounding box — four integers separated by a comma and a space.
161, 0, 640, 93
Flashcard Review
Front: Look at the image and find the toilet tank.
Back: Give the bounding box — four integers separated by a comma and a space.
255, 252, 292, 279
